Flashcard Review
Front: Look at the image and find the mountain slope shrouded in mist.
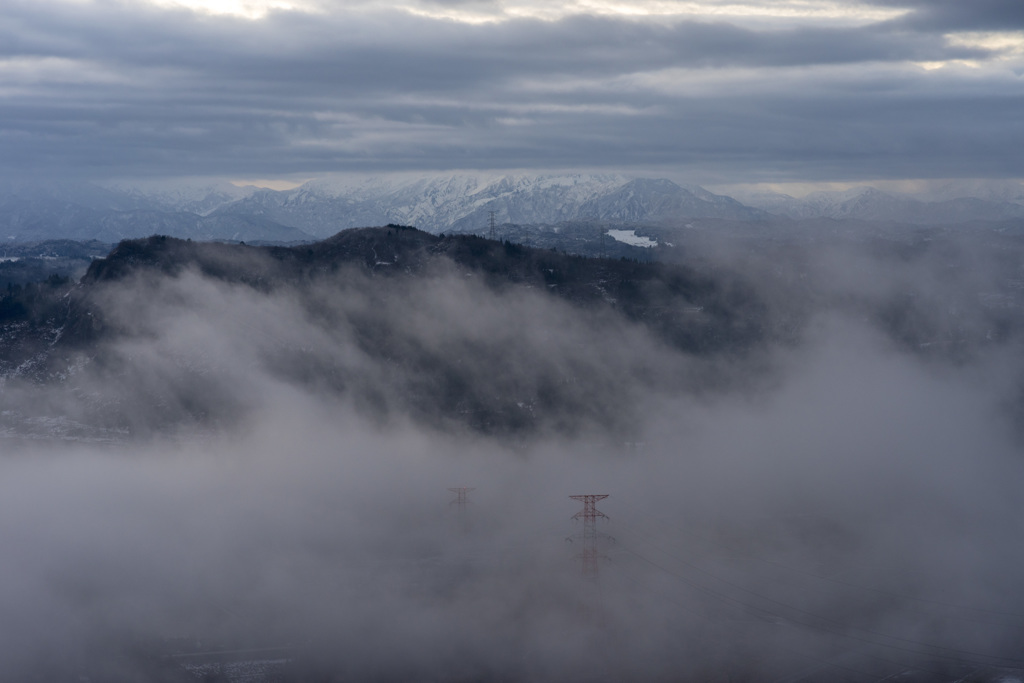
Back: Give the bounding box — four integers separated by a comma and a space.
739, 185, 1024, 224
4, 222, 1024, 439
2, 224, 1024, 682
1, 226, 771, 439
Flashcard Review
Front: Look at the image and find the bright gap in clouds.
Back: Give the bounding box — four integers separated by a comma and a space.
947, 31, 1024, 57
400, 0, 908, 25
126, 0, 907, 24
135, 0, 317, 19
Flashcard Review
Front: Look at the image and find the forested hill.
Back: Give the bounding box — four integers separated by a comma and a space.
70, 226, 768, 355
0, 226, 773, 439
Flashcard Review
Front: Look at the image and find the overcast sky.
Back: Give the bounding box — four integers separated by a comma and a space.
2, 0, 1023, 186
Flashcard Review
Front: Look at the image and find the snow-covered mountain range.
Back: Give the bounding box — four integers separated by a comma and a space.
200, 173, 768, 238
1, 174, 1023, 243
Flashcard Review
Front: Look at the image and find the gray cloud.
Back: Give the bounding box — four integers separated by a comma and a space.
0, 1, 1021, 182
872, 0, 1024, 31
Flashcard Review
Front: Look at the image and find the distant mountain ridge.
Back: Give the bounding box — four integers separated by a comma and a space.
739, 185, 1024, 224
2, 174, 1024, 243
4, 174, 766, 242
205, 174, 768, 237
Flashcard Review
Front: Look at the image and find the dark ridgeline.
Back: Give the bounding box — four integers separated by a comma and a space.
69, 226, 765, 350
0, 226, 769, 438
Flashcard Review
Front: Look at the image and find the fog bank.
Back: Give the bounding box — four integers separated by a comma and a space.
2, 233, 1024, 680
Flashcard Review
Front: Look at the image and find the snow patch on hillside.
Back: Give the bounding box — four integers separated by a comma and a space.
607, 229, 657, 248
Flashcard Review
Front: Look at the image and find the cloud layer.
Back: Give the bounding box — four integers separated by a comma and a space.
1, 0, 1022, 183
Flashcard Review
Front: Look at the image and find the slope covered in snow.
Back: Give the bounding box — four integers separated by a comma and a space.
210, 173, 767, 237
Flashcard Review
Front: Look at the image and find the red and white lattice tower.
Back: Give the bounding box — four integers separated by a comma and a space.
569, 494, 610, 579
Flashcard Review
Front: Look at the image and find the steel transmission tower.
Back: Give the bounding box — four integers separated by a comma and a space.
488, 211, 497, 240
449, 487, 475, 532
568, 494, 611, 579
449, 487, 474, 510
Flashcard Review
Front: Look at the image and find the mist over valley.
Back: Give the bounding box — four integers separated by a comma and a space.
2, 210, 1024, 681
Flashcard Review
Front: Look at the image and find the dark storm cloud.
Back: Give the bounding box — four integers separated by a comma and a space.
0, 0, 1021, 181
